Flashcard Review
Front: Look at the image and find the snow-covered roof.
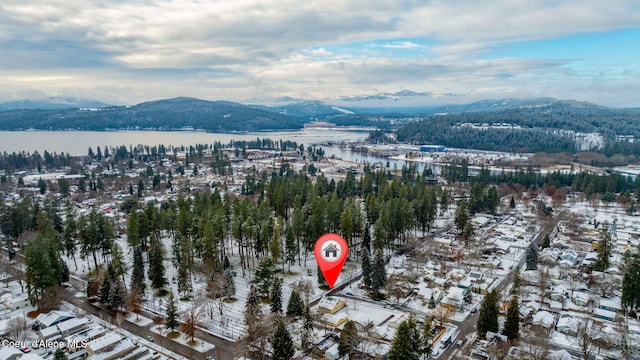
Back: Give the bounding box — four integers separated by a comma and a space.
0, 346, 46, 360
58, 317, 88, 333
91, 338, 137, 360
317, 297, 345, 314
532, 311, 555, 328
87, 332, 122, 353
549, 300, 563, 311
556, 313, 578, 334
35, 310, 74, 328
593, 307, 617, 321
549, 349, 573, 360
599, 297, 622, 311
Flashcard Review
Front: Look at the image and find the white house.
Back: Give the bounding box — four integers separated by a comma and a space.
532, 311, 555, 329
1, 293, 30, 311
599, 298, 623, 313
34, 310, 74, 329
572, 292, 590, 307
555, 313, 578, 335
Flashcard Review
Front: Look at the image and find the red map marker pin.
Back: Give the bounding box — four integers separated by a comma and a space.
314, 233, 348, 289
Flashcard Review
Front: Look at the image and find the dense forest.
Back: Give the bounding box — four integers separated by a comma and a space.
0, 97, 303, 132
396, 100, 640, 156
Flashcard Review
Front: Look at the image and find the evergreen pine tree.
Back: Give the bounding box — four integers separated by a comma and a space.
244, 285, 262, 326
131, 246, 146, 294
271, 277, 283, 314
463, 287, 472, 304
622, 258, 640, 311
126, 209, 140, 247
362, 247, 372, 289
428, 294, 436, 309
253, 258, 275, 297
317, 264, 327, 287
503, 296, 520, 341
477, 289, 499, 338
110, 244, 127, 283
148, 239, 167, 290
53, 348, 67, 360
137, 179, 144, 197
371, 248, 387, 298
454, 199, 469, 233
177, 260, 192, 296
595, 226, 612, 272
338, 320, 360, 359
165, 292, 179, 332
99, 278, 111, 304
388, 314, 422, 360
60, 260, 69, 283
421, 315, 434, 359
285, 228, 297, 272
286, 290, 304, 317
509, 195, 516, 209
542, 233, 551, 249
487, 187, 499, 214
526, 243, 538, 270
301, 304, 313, 350
271, 320, 295, 360
362, 223, 371, 251
108, 279, 127, 311
223, 268, 235, 299
511, 270, 521, 295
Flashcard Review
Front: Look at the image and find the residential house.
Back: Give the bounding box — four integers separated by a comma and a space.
555, 313, 578, 336
34, 310, 74, 330
572, 292, 589, 307
1, 293, 29, 311
39, 317, 89, 341
593, 308, 617, 322
599, 298, 623, 314
532, 311, 555, 329
318, 297, 346, 314
440, 287, 464, 311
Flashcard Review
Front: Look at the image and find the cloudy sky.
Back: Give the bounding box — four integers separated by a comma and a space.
1, 0, 639, 107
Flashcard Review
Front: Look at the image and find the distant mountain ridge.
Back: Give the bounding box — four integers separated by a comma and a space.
0, 97, 111, 110
0, 97, 303, 132
1, 94, 638, 132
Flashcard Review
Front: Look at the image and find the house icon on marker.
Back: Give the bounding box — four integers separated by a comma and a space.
323, 244, 339, 258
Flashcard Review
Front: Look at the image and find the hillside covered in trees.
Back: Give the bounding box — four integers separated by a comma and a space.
396, 100, 640, 156
0, 97, 303, 132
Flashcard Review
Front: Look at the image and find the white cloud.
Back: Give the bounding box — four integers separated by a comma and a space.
378, 41, 421, 49
0, 0, 639, 106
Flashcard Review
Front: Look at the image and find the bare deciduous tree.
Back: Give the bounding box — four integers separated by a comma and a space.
208, 272, 227, 315
523, 326, 552, 360
576, 317, 600, 360
126, 290, 142, 320
6, 316, 27, 340
433, 305, 453, 326
39, 285, 65, 312
488, 340, 511, 360
181, 306, 202, 343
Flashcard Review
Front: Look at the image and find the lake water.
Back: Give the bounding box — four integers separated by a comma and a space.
0, 129, 369, 156
0, 129, 446, 173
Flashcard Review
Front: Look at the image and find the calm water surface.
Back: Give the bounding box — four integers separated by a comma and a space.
0, 129, 446, 173
0, 129, 369, 156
